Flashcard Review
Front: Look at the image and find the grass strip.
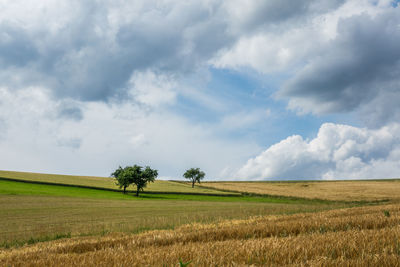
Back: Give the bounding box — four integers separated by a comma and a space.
0, 178, 385, 205
0, 179, 311, 203
0, 177, 237, 197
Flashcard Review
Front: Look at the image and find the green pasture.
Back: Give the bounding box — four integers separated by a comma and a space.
0, 170, 234, 194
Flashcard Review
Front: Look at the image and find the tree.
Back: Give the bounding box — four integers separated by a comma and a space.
111, 166, 131, 194
133, 166, 158, 196
111, 165, 158, 196
183, 168, 205, 188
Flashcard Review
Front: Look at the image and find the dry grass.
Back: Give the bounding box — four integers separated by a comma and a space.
1, 203, 400, 266
201, 180, 400, 201
0, 170, 230, 194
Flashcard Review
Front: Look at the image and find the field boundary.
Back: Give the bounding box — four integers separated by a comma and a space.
0, 177, 239, 197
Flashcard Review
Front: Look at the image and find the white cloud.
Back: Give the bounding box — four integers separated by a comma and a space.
1, 0, 398, 128
0, 86, 259, 178
0, 0, 234, 101
127, 70, 177, 107
275, 1, 400, 128
211, 0, 400, 128
214, 0, 393, 74
212, 0, 347, 73
235, 123, 400, 180
212, 25, 320, 73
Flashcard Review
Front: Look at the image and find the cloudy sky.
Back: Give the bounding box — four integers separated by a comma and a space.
1, 0, 400, 180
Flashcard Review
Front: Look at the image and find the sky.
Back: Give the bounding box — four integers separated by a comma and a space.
1, 0, 400, 180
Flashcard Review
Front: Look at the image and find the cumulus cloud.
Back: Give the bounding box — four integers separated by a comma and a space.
280, 7, 400, 118
0, 86, 258, 177
213, 0, 400, 127
223, 0, 345, 35
0, 0, 234, 101
212, 29, 316, 73
2, 0, 396, 125
235, 123, 400, 180
213, 0, 348, 73
0, 0, 350, 102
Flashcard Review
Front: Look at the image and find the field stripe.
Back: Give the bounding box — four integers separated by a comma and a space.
0, 176, 239, 197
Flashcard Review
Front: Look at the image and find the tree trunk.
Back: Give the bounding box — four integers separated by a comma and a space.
136, 187, 140, 196
192, 180, 195, 188
123, 186, 126, 194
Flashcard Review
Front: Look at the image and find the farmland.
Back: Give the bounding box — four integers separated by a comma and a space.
0, 177, 348, 248
1, 203, 400, 266
1, 171, 399, 266
201, 179, 400, 201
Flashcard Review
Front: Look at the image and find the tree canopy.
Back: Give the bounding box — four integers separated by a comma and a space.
183, 168, 205, 188
111, 165, 158, 196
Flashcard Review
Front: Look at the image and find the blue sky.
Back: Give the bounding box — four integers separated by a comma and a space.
174, 67, 360, 150
1, 0, 400, 180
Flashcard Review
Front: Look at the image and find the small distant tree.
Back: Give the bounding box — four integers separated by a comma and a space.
111, 165, 158, 196
183, 168, 205, 188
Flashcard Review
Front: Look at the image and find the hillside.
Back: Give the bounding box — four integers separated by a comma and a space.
0, 170, 233, 195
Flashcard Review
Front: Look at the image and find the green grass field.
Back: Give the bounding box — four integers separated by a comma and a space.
0, 173, 354, 248
0, 170, 235, 194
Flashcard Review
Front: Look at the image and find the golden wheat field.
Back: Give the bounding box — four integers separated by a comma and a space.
201, 180, 400, 201
1, 203, 400, 266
